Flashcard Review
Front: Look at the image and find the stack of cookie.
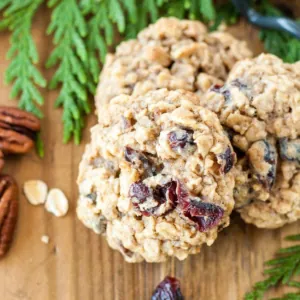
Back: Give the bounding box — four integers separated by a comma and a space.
77, 18, 300, 263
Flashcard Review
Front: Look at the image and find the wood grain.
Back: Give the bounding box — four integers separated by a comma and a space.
0, 4, 299, 300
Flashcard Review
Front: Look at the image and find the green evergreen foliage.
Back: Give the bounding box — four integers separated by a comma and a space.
246, 235, 300, 300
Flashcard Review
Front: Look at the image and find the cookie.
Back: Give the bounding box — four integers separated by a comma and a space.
96, 17, 252, 122
77, 89, 236, 262
201, 54, 300, 228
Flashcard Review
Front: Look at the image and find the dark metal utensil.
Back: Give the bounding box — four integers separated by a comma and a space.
231, 0, 300, 40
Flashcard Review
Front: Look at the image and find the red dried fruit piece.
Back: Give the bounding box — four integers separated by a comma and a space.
181, 198, 224, 232
129, 181, 151, 202
129, 181, 177, 216
130, 180, 224, 231
176, 182, 224, 232
168, 129, 195, 150
124, 146, 157, 177
152, 276, 184, 300
217, 146, 236, 174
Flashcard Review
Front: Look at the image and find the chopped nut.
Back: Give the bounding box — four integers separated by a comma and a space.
23, 180, 48, 205
41, 235, 50, 244
45, 188, 69, 217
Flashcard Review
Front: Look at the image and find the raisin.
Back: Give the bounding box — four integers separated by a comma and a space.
168, 128, 195, 150
217, 147, 236, 174
152, 276, 184, 300
129, 181, 177, 216
124, 146, 157, 177
279, 138, 300, 163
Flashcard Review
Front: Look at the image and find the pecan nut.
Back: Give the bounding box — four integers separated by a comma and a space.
0, 175, 18, 258
0, 107, 41, 154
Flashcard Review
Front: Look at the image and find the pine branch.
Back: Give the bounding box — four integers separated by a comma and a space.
0, 0, 46, 118
46, 0, 91, 144
245, 235, 300, 300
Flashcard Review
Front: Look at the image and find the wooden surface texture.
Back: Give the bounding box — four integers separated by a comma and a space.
0, 3, 299, 300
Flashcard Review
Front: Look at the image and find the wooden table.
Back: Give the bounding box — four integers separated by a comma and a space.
0, 3, 299, 300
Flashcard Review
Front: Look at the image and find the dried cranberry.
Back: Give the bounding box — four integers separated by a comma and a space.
176, 182, 224, 232
168, 129, 195, 150
175, 181, 189, 203
211, 84, 231, 102
217, 147, 236, 174
130, 180, 224, 231
181, 199, 224, 232
129, 181, 151, 201
153, 181, 177, 207
129, 181, 177, 216
124, 146, 157, 177
152, 276, 184, 300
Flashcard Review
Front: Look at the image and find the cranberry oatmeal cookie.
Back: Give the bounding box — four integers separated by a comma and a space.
201, 54, 300, 228
77, 89, 236, 262
95, 17, 252, 121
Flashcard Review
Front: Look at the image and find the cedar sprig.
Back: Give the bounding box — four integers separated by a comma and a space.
245, 235, 300, 300
46, 0, 91, 144
0, 0, 46, 118
80, 0, 138, 93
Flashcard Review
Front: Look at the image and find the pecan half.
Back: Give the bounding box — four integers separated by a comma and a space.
0, 107, 41, 154
0, 175, 18, 258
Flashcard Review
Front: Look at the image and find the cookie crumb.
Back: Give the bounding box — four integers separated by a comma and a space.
41, 235, 50, 244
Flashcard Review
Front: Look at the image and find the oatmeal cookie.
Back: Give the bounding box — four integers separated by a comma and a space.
77, 89, 236, 262
96, 17, 252, 122
201, 54, 300, 228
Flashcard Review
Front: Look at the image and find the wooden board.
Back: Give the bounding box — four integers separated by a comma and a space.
0, 4, 299, 300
